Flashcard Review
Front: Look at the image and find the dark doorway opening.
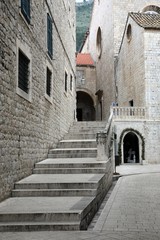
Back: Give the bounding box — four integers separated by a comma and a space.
77, 108, 82, 121
123, 132, 139, 163
76, 91, 95, 121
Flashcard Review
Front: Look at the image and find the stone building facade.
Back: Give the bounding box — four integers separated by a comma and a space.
81, 0, 160, 164
0, 0, 76, 202
115, 12, 160, 164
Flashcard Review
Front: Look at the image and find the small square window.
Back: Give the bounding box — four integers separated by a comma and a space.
21, 0, 31, 24
47, 13, 53, 58
46, 67, 52, 96
18, 49, 30, 93
65, 72, 68, 92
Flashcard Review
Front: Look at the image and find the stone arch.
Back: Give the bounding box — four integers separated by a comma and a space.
76, 88, 96, 107
142, 5, 160, 14
118, 129, 145, 164
76, 91, 96, 121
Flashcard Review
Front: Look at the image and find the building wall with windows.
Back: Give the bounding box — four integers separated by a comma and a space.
115, 12, 160, 163
116, 17, 146, 107
113, 0, 160, 56
0, 0, 76, 201
81, 0, 115, 120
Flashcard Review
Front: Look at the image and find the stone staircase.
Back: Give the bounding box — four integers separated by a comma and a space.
0, 121, 113, 231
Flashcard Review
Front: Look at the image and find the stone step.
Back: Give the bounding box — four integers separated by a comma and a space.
33, 167, 106, 174
72, 121, 106, 127
0, 195, 101, 231
68, 129, 103, 134
57, 139, 97, 148
48, 153, 97, 158
49, 148, 97, 154
48, 148, 97, 158
0, 212, 80, 222
12, 189, 96, 197
14, 174, 104, 190
0, 222, 80, 231
64, 133, 96, 140
35, 158, 107, 169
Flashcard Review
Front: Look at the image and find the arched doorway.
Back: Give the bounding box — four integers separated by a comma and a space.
123, 132, 139, 163
76, 91, 95, 121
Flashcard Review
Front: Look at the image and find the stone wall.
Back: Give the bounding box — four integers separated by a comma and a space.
116, 17, 145, 107
76, 65, 96, 105
0, 0, 76, 202
144, 30, 160, 119
113, 0, 160, 56
82, 0, 115, 120
114, 119, 160, 164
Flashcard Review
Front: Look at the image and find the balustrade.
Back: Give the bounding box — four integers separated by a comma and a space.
112, 107, 146, 119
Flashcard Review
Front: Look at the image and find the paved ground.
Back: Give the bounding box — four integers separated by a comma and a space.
1, 164, 160, 240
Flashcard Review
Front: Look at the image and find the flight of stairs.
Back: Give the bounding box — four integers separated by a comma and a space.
0, 121, 113, 231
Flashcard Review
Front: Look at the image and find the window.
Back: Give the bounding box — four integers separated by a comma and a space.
47, 13, 53, 58
126, 24, 132, 42
21, 0, 30, 23
96, 27, 102, 58
46, 67, 52, 96
70, 74, 73, 91
18, 49, 30, 93
65, 71, 68, 92
142, 5, 160, 14
129, 100, 134, 107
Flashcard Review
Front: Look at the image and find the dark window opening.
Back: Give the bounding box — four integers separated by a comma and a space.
70, 75, 73, 91
18, 49, 30, 93
47, 13, 53, 58
129, 100, 134, 107
21, 0, 30, 23
126, 24, 132, 41
65, 72, 68, 92
46, 67, 52, 96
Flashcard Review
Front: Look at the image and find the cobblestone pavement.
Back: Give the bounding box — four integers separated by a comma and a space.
1, 165, 160, 240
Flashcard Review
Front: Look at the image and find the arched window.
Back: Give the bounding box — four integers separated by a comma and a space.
142, 5, 160, 14
126, 24, 132, 42
96, 27, 102, 58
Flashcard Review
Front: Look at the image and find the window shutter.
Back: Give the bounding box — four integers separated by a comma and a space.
47, 13, 53, 57
18, 50, 30, 93
46, 68, 52, 96
21, 0, 30, 23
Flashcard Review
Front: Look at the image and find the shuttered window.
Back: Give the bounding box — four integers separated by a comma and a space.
18, 50, 30, 93
47, 13, 53, 58
21, 0, 30, 23
46, 67, 52, 96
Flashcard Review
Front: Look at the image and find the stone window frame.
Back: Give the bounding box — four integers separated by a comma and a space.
45, 60, 53, 104
16, 39, 32, 102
